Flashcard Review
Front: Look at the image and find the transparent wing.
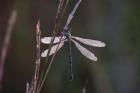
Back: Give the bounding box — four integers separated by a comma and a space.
72, 36, 105, 47
41, 42, 64, 57
41, 36, 66, 44
72, 39, 97, 61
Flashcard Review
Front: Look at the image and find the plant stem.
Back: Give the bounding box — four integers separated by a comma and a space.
33, 20, 41, 93
0, 9, 17, 91
36, 35, 63, 93
36, 0, 67, 92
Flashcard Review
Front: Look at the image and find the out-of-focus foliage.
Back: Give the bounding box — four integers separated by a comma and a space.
0, 0, 140, 93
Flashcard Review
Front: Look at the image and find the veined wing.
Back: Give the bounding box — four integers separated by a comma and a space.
41, 42, 64, 57
41, 36, 66, 44
72, 39, 97, 61
72, 36, 105, 47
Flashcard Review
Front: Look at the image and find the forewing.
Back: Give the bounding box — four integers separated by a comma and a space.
41, 36, 65, 44
72, 36, 105, 47
41, 42, 64, 57
72, 39, 97, 61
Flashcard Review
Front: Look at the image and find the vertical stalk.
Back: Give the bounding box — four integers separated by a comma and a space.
27, 20, 41, 93
36, 0, 67, 92
33, 20, 41, 93
0, 9, 17, 91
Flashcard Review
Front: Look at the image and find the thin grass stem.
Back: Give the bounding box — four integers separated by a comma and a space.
36, 0, 67, 92
36, 35, 64, 93
0, 9, 17, 91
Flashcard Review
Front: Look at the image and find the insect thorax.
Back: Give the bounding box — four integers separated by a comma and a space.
62, 28, 71, 38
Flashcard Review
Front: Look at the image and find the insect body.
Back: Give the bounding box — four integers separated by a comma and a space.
62, 28, 73, 81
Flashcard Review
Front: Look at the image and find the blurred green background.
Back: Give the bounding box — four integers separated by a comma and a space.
0, 0, 140, 93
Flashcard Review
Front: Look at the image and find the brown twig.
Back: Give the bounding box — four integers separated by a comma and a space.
0, 9, 17, 91
26, 82, 29, 93
36, 35, 64, 93
27, 20, 41, 93
33, 20, 41, 93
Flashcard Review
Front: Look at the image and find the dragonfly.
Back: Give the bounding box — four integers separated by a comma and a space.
41, 29, 105, 80
41, 0, 105, 80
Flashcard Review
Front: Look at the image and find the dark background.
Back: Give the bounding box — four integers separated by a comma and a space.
0, 0, 140, 93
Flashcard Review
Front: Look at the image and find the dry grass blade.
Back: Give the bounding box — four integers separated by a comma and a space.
27, 20, 41, 93
26, 82, 29, 93
0, 9, 17, 91
36, 0, 67, 93
64, 0, 82, 29
36, 35, 64, 93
